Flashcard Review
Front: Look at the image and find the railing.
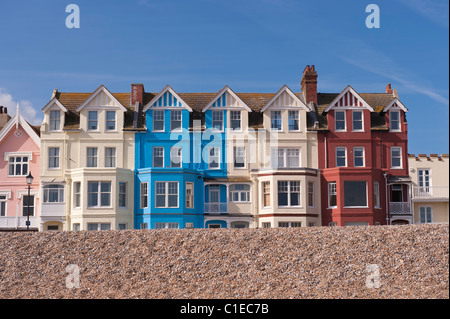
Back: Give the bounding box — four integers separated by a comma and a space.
0, 216, 38, 229
204, 203, 227, 214
412, 186, 449, 199
389, 202, 411, 215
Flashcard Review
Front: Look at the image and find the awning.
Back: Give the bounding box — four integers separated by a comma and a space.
388, 176, 412, 184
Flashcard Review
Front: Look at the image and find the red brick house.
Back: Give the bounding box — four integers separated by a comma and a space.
301, 66, 411, 226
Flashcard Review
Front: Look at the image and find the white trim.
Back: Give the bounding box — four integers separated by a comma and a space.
261, 85, 309, 112
323, 85, 374, 113
389, 110, 401, 132
0, 110, 40, 147
76, 85, 127, 112
353, 146, 365, 167
0, 190, 12, 199
383, 98, 408, 112
390, 146, 403, 169
154, 181, 179, 208
351, 110, 364, 132
336, 146, 347, 167
334, 110, 346, 132
42, 97, 68, 113
143, 85, 193, 112
202, 86, 252, 112
4, 151, 33, 162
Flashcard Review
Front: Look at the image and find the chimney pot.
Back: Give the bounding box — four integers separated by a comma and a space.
301, 65, 318, 105
386, 83, 393, 94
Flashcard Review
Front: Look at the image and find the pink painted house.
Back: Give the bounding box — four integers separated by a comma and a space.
0, 105, 40, 231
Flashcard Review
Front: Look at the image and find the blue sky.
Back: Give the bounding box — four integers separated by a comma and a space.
0, 0, 448, 154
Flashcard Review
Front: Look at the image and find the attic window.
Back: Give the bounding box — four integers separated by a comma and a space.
390, 110, 400, 132
49, 110, 61, 131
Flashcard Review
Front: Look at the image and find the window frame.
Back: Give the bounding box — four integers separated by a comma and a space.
208, 147, 221, 170
170, 110, 182, 132
48, 147, 60, 169
74, 182, 81, 208
270, 110, 282, 131
262, 181, 271, 208
336, 147, 347, 167
140, 182, 148, 209
212, 110, 224, 132
49, 110, 61, 131
343, 181, 368, 208
118, 182, 127, 209
419, 206, 432, 223
233, 146, 246, 169
288, 110, 300, 131
271, 148, 300, 168
352, 110, 364, 132
22, 195, 35, 216
277, 180, 301, 208
153, 146, 164, 168
328, 182, 337, 208
8, 155, 29, 176
170, 146, 182, 168
153, 110, 165, 132
105, 110, 116, 131
353, 146, 365, 167
87, 111, 98, 131
86, 147, 98, 168
42, 184, 65, 203
186, 182, 194, 209
389, 110, 401, 132
374, 181, 380, 208
105, 147, 116, 168
155, 181, 179, 208
87, 181, 112, 208
335, 110, 346, 132
307, 181, 315, 208
229, 184, 251, 203
230, 110, 242, 131
390, 146, 403, 169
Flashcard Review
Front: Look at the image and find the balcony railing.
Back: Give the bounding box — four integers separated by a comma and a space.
412, 186, 449, 200
0, 216, 38, 229
389, 202, 411, 215
204, 203, 227, 214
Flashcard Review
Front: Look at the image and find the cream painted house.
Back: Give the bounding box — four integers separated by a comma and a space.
40, 85, 144, 231
253, 85, 321, 228
408, 154, 449, 224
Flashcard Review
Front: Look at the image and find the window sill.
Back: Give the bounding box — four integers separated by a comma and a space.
343, 206, 369, 209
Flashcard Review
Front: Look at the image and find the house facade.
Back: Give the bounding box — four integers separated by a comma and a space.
307, 64, 410, 226
408, 153, 449, 224
40, 85, 140, 231
0, 106, 41, 230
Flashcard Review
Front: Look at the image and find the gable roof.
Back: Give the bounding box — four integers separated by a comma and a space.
323, 85, 374, 112
260, 85, 309, 112
75, 85, 127, 112
383, 98, 408, 112
202, 86, 252, 112
143, 85, 193, 112
42, 97, 68, 113
0, 104, 40, 146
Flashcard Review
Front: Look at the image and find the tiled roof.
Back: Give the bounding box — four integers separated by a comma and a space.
53, 89, 397, 131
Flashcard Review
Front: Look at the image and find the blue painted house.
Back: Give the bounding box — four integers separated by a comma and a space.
135, 85, 204, 229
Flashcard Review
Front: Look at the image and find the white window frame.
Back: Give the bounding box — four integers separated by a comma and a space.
353, 147, 365, 167
153, 110, 165, 132
278, 221, 302, 228
271, 148, 300, 168
74, 182, 81, 208
229, 184, 251, 203
233, 146, 246, 169
230, 110, 241, 131
87, 181, 111, 208
186, 182, 194, 209
49, 110, 61, 131
170, 146, 182, 168
8, 154, 30, 176
153, 147, 164, 168
390, 147, 403, 169
389, 110, 401, 132
170, 110, 182, 131
262, 181, 271, 208
336, 147, 347, 167
212, 110, 224, 132
0, 195, 7, 216
352, 110, 364, 132
288, 110, 300, 131
87, 111, 98, 131
271, 110, 282, 131
86, 147, 98, 168
335, 110, 346, 132
419, 206, 432, 223
118, 182, 127, 209
208, 147, 220, 170
105, 147, 116, 168
277, 181, 301, 208
106, 110, 116, 131
48, 147, 60, 169
42, 184, 64, 203
87, 223, 111, 231
328, 182, 337, 208
140, 182, 148, 209
155, 181, 179, 208
155, 222, 179, 229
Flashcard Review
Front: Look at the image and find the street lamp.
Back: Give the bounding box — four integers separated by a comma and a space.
26, 172, 34, 231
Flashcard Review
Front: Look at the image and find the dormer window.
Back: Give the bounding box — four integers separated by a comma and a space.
390, 110, 400, 132
88, 111, 98, 131
106, 111, 116, 131
352, 111, 363, 131
49, 110, 61, 131
335, 111, 346, 131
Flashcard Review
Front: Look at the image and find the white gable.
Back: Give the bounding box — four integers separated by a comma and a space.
76, 85, 126, 112
42, 97, 68, 113
383, 98, 408, 112
143, 85, 192, 112
0, 106, 40, 147
261, 85, 309, 112
202, 86, 251, 112
324, 86, 374, 112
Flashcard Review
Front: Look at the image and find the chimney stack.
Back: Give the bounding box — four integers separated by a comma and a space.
131, 83, 145, 106
386, 83, 393, 94
0, 106, 10, 127
301, 65, 318, 105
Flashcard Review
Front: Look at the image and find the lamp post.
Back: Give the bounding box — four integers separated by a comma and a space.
26, 172, 34, 231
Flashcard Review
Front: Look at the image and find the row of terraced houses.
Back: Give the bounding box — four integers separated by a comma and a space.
0, 65, 448, 231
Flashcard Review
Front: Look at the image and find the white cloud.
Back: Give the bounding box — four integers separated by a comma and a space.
0, 88, 42, 126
